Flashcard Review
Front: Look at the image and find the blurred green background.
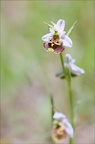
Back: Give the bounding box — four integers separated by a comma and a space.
1, 0, 95, 144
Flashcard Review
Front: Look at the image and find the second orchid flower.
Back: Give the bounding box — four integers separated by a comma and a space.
51, 112, 74, 143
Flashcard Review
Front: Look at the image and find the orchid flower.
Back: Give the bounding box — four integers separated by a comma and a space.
56, 54, 85, 79
42, 19, 72, 54
51, 112, 74, 143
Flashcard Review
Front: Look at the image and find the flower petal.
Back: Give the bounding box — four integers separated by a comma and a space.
56, 19, 65, 31
51, 20, 65, 33
62, 119, 74, 137
63, 35, 72, 48
66, 54, 75, 64
43, 42, 49, 51
51, 129, 64, 143
53, 112, 66, 120
65, 123, 74, 137
49, 28, 55, 33
54, 46, 64, 54
60, 31, 66, 39
42, 33, 53, 42
70, 64, 85, 75
47, 48, 54, 52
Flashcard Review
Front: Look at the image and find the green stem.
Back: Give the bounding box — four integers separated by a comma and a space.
59, 53, 74, 144
68, 71, 74, 144
60, 53, 67, 78
50, 94, 55, 144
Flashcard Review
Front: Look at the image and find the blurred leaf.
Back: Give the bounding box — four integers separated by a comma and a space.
50, 94, 54, 121
55, 68, 65, 79
74, 100, 82, 128
66, 20, 77, 36
55, 68, 77, 79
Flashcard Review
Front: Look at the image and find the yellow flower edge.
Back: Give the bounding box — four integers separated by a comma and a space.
47, 48, 54, 52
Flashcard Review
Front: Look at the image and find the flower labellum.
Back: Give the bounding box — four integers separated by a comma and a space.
42, 19, 73, 54
51, 112, 74, 143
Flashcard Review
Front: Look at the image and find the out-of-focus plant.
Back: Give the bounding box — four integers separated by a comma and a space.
42, 19, 85, 144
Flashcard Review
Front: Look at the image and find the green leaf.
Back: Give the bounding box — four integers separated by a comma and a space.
50, 94, 54, 107
73, 100, 81, 130
55, 68, 77, 79
66, 20, 77, 36
55, 68, 65, 79
50, 94, 54, 121
55, 68, 78, 79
